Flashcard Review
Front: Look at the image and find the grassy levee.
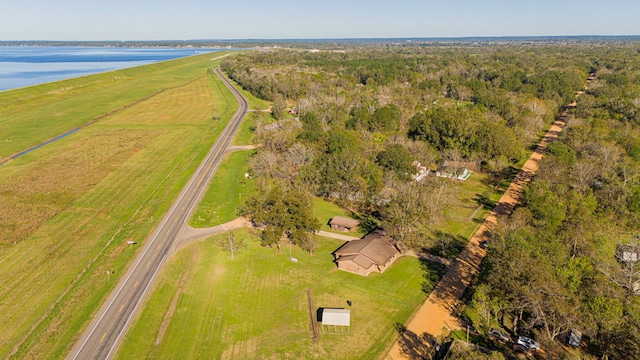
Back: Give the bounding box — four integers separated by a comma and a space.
0, 51, 235, 160
227, 80, 269, 111
0, 53, 242, 358
116, 230, 427, 359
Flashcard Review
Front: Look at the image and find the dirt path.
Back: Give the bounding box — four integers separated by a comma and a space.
172, 217, 250, 254
316, 230, 360, 241
226, 144, 260, 153
172, 220, 362, 255
387, 78, 592, 359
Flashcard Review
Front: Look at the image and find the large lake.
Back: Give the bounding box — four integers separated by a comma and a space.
0, 46, 232, 91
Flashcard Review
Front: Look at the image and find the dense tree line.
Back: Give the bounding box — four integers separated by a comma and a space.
226, 45, 590, 251
477, 50, 640, 358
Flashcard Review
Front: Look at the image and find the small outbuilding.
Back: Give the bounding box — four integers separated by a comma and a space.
617, 244, 639, 263
329, 216, 360, 232
320, 308, 351, 335
334, 230, 400, 276
436, 160, 476, 181
412, 160, 430, 182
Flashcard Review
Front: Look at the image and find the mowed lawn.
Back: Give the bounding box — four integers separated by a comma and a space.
189, 150, 256, 227
0, 53, 241, 359
116, 230, 427, 359
437, 172, 496, 238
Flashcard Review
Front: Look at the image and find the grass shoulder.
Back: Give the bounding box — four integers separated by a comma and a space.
189, 150, 256, 228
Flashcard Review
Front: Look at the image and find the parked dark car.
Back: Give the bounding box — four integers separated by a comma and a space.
488, 328, 510, 342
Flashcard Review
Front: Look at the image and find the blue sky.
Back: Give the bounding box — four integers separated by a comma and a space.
1, 0, 639, 40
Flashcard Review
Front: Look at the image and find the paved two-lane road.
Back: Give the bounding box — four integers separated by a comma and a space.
67, 68, 248, 360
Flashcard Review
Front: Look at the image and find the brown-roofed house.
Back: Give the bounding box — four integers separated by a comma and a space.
333, 230, 400, 276
329, 216, 360, 232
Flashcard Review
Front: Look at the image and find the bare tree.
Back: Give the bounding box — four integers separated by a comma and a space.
249, 150, 279, 178
380, 179, 451, 251
284, 142, 315, 170
571, 160, 598, 190
218, 233, 246, 259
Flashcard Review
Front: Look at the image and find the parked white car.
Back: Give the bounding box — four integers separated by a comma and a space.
517, 336, 540, 351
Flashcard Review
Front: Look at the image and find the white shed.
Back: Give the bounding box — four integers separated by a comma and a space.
321, 308, 351, 335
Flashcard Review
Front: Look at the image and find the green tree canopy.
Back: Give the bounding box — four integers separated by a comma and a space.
242, 182, 319, 249
368, 104, 400, 133
376, 144, 414, 180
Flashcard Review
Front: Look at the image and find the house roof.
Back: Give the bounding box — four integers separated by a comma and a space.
439, 160, 476, 171
329, 216, 360, 229
336, 254, 374, 270
335, 230, 399, 266
322, 308, 350, 326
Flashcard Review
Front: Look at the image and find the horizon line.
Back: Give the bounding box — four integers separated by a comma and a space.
2, 35, 640, 43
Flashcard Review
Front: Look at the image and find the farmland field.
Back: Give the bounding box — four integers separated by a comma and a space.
0, 51, 240, 358
116, 230, 428, 359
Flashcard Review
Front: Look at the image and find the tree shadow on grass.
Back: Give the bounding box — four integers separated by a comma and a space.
394, 323, 437, 360
424, 231, 467, 260
351, 211, 380, 234
474, 193, 496, 212
419, 257, 448, 295
481, 165, 520, 191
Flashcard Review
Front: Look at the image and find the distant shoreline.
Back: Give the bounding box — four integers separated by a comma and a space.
0, 47, 233, 92
2, 35, 640, 48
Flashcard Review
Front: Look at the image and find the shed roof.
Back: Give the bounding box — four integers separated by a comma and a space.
329, 216, 360, 229
335, 230, 398, 266
322, 308, 351, 326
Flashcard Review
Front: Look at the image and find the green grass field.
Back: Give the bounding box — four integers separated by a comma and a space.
116, 230, 427, 359
425, 172, 502, 259
232, 111, 258, 146
189, 150, 256, 228
438, 173, 496, 236
0, 52, 243, 358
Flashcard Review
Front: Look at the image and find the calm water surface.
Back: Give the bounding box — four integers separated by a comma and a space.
0, 46, 229, 91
